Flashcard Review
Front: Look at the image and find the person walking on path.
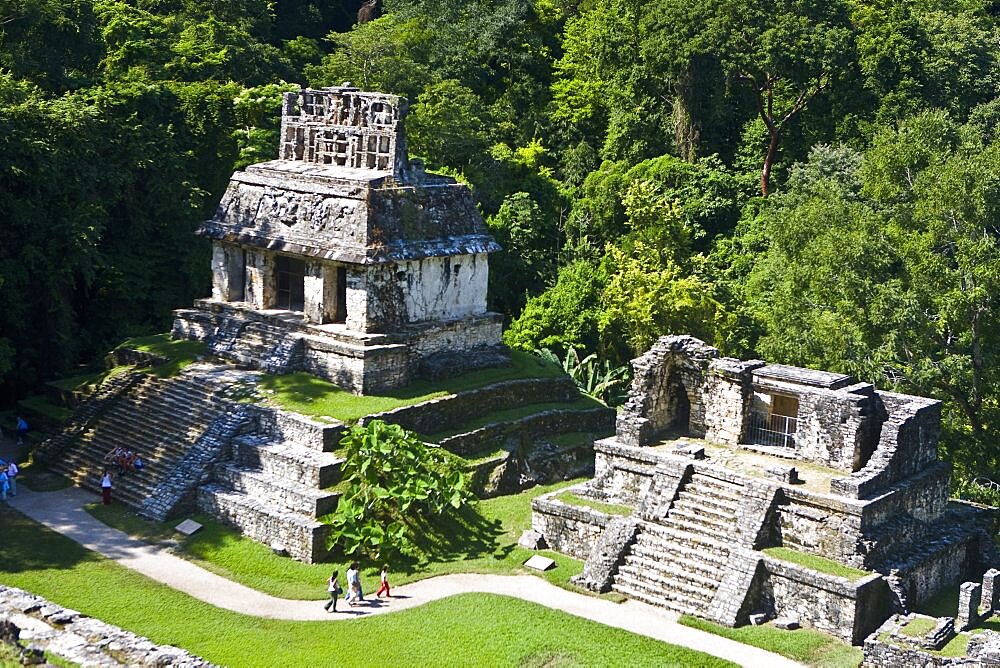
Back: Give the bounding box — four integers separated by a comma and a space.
0, 467, 8, 501
15, 417, 28, 446
6, 461, 17, 497
375, 564, 390, 598
101, 469, 113, 505
324, 570, 342, 612
345, 562, 364, 606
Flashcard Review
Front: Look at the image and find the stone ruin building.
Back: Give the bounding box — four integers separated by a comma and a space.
33, 87, 615, 564
530, 335, 999, 644
173, 86, 505, 394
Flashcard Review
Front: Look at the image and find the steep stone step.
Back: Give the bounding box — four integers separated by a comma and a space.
624, 547, 727, 577
231, 437, 343, 488
666, 507, 734, 533
618, 557, 721, 589
212, 463, 340, 518
197, 486, 330, 563
659, 514, 735, 539
670, 497, 737, 523
611, 581, 708, 616
636, 523, 730, 556
615, 564, 717, 601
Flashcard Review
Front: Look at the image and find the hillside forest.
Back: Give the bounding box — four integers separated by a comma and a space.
1, 0, 998, 490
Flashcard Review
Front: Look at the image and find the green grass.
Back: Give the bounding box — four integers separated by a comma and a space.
913, 583, 959, 618
552, 491, 633, 517
257, 350, 566, 423
18, 461, 73, 492
423, 397, 605, 442
899, 616, 937, 637
17, 395, 73, 423
48, 365, 133, 392
0, 509, 735, 668
117, 334, 208, 377
85, 479, 594, 600
762, 547, 871, 581
935, 632, 970, 657
679, 616, 862, 668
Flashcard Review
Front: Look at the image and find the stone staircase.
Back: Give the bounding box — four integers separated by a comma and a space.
612, 472, 744, 615
197, 414, 343, 563
41, 367, 232, 510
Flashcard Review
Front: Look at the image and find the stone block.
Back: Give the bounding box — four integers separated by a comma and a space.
773, 617, 800, 630
957, 581, 982, 631
518, 529, 547, 550
765, 465, 799, 484
675, 444, 706, 460
982, 568, 1000, 614
174, 519, 203, 536
524, 555, 556, 571
749, 613, 768, 626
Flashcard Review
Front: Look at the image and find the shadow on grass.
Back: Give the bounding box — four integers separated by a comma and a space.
0, 507, 103, 572
336, 502, 509, 576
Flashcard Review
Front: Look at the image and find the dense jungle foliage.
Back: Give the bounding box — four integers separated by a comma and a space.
1, 0, 999, 486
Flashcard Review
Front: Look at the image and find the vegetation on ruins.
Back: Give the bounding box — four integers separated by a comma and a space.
327, 420, 473, 558
3, 0, 1000, 488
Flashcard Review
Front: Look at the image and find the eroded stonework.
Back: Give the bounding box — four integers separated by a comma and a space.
531, 334, 999, 645
173, 86, 506, 394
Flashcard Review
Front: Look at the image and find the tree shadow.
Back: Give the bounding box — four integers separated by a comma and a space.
0, 507, 105, 572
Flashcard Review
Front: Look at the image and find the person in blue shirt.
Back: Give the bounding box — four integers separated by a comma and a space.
15, 416, 28, 445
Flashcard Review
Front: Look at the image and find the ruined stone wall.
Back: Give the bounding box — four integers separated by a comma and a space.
891, 532, 977, 608
0, 586, 214, 667
300, 340, 409, 394
593, 438, 660, 505
831, 392, 943, 499
436, 406, 615, 456
402, 314, 503, 369
531, 495, 611, 560
702, 358, 760, 444
362, 377, 578, 435
616, 336, 720, 447
760, 558, 891, 643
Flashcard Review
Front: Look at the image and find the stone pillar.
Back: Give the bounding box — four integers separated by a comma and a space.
211, 243, 229, 301
345, 267, 369, 332
957, 581, 982, 631
303, 261, 325, 324
211, 243, 246, 302
982, 569, 1000, 615
244, 250, 275, 310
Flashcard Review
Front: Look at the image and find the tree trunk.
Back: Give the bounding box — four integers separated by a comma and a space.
761, 126, 780, 196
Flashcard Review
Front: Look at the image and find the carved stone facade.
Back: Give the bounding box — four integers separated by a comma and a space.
173, 86, 505, 394
532, 334, 998, 645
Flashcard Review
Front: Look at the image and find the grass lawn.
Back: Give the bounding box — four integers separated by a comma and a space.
551, 491, 634, 517
256, 350, 566, 423
17, 395, 73, 423
86, 479, 592, 600
18, 461, 73, 492
423, 397, 606, 442
118, 334, 208, 377
0, 509, 734, 668
679, 616, 863, 668
899, 616, 937, 637
762, 547, 871, 581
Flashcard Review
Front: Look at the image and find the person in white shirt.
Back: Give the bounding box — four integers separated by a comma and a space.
6, 462, 17, 496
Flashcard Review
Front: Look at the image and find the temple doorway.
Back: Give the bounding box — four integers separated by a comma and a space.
275, 256, 305, 311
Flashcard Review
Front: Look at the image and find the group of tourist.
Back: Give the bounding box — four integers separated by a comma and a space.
324, 563, 391, 613
0, 459, 18, 500
103, 447, 143, 475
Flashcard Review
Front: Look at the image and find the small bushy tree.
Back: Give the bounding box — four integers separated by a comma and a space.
328, 420, 472, 559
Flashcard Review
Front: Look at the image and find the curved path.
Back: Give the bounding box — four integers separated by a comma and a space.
6, 487, 802, 668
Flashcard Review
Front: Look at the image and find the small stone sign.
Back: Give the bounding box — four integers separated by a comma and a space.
174, 519, 203, 536
524, 555, 556, 571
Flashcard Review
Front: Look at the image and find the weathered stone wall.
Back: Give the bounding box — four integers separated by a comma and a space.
247, 405, 345, 451
401, 312, 504, 364
197, 486, 331, 563
300, 339, 410, 394
592, 438, 660, 505
573, 515, 640, 592
531, 494, 611, 560
788, 384, 871, 471
437, 406, 615, 456
777, 491, 866, 568
888, 528, 978, 608
759, 557, 891, 643
702, 358, 759, 444
616, 336, 721, 447
0, 586, 214, 667
362, 377, 578, 435
398, 253, 489, 322
831, 391, 942, 499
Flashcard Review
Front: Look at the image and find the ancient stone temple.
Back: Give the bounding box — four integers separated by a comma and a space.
173, 86, 504, 393
531, 335, 999, 644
